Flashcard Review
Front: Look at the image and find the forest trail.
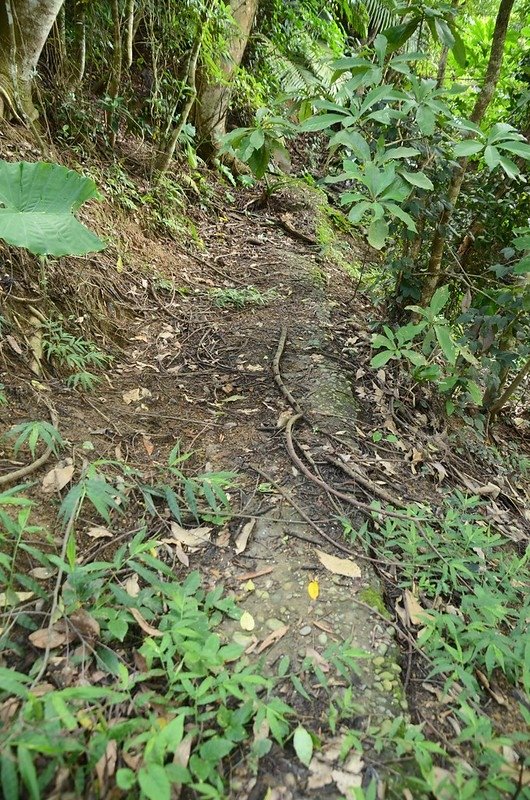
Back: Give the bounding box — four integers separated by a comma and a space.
3, 170, 530, 798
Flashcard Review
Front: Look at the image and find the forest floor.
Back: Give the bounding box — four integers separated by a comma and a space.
1, 128, 530, 799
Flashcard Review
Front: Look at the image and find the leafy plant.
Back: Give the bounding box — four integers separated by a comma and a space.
220, 108, 296, 179
210, 286, 278, 308
3, 420, 65, 458
41, 319, 112, 390
0, 161, 106, 257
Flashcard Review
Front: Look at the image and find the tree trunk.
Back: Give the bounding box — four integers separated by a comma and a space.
156, 34, 202, 178
0, 0, 65, 120
420, 0, 515, 307
195, 0, 259, 158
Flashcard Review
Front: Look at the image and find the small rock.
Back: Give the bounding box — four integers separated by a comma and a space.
377, 643, 388, 655
299, 625, 312, 636
400, 699, 408, 710
373, 656, 385, 667
385, 626, 395, 637
266, 617, 285, 631
317, 633, 328, 646
232, 632, 253, 647
373, 681, 384, 691
382, 680, 393, 692
391, 662, 401, 673
380, 671, 394, 681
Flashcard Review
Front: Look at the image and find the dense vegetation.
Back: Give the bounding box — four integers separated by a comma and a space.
0, 0, 529, 798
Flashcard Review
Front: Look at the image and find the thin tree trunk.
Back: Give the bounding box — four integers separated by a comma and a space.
106, 0, 123, 144
195, 0, 259, 158
0, 0, 65, 120
125, 0, 135, 68
155, 34, 202, 177
436, 46, 449, 88
73, 0, 86, 84
420, 0, 515, 307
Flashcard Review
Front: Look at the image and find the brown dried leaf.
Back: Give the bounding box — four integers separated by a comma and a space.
235, 519, 255, 554
42, 463, 75, 493
175, 542, 189, 566
125, 574, 140, 598
6, 334, 23, 355
236, 566, 274, 582
29, 627, 66, 649
316, 549, 361, 579
69, 609, 100, 642
170, 521, 211, 548
122, 387, 152, 404
256, 624, 289, 654
130, 607, 163, 637
95, 739, 117, 790
403, 589, 432, 626
87, 526, 113, 539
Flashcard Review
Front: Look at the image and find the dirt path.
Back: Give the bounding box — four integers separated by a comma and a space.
3, 178, 530, 799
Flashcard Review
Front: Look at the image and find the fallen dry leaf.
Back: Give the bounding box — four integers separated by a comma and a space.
170, 521, 211, 549
0, 591, 34, 609
87, 526, 113, 539
130, 608, 163, 637
175, 542, 189, 566
236, 566, 274, 581
256, 624, 289, 654
141, 434, 155, 456
240, 611, 255, 631
122, 387, 152, 405
95, 739, 117, 790
125, 574, 140, 598
6, 334, 23, 355
403, 589, 432, 626
235, 519, 255, 554
316, 549, 361, 579
28, 567, 55, 580
69, 609, 100, 642
42, 462, 75, 493
28, 627, 67, 650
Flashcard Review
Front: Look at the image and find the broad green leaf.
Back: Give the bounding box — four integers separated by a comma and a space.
1, 751, 19, 800
138, 764, 171, 800
416, 105, 436, 136
384, 146, 420, 160
498, 140, 530, 159
484, 145, 500, 171
0, 161, 105, 257
384, 19, 419, 50
247, 145, 270, 179
450, 28, 466, 67
498, 155, 519, 179
293, 725, 313, 766
453, 140, 484, 157
385, 202, 417, 232
367, 217, 388, 250
401, 170, 434, 190
402, 349, 427, 366
348, 201, 371, 223
371, 350, 394, 368
300, 114, 348, 132
434, 325, 457, 365
514, 255, 530, 275
430, 285, 450, 315
466, 381, 483, 405
17, 748, 39, 800
249, 128, 265, 150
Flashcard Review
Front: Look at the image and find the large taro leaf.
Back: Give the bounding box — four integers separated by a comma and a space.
0, 160, 106, 257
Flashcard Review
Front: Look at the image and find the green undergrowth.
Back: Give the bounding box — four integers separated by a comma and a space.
342, 490, 530, 799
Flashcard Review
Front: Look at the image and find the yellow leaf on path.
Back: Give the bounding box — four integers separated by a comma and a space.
315, 549, 361, 579
308, 580, 320, 600
87, 526, 113, 539
240, 611, 255, 631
